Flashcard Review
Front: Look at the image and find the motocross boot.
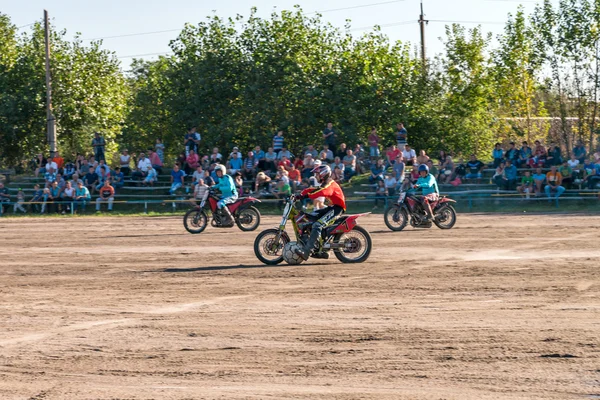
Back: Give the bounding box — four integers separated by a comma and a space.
220, 206, 235, 227
295, 225, 322, 261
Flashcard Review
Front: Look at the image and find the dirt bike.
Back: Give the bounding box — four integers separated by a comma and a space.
254, 194, 372, 264
183, 189, 261, 233
384, 189, 457, 231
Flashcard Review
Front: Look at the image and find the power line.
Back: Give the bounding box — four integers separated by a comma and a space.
429, 19, 506, 25
309, 0, 405, 15
117, 51, 171, 59
83, 28, 181, 41
349, 20, 416, 32
17, 22, 35, 30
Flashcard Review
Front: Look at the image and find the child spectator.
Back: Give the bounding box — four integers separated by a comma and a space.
13, 189, 26, 213
545, 165, 565, 199
74, 180, 91, 213
169, 164, 185, 195
203, 169, 215, 186
373, 179, 388, 209
40, 188, 51, 214
368, 127, 380, 159
30, 184, 44, 213
143, 166, 158, 186
517, 170, 534, 198
532, 167, 546, 195
96, 180, 115, 212
155, 138, 165, 163
61, 181, 76, 213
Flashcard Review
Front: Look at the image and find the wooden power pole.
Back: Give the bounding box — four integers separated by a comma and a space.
418, 1, 428, 66
44, 9, 57, 157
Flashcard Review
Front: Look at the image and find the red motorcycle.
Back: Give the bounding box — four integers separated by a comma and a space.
384, 189, 457, 231
184, 189, 261, 233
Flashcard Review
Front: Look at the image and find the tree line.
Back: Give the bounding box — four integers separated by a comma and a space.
0, 0, 599, 168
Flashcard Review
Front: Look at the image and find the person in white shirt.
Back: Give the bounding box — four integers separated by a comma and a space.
132, 153, 152, 181
567, 154, 580, 169
45, 160, 58, 172
402, 145, 417, 166
120, 150, 131, 176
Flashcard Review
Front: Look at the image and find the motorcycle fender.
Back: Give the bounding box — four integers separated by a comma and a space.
438, 198, 456, 204
330, 212, 371, 234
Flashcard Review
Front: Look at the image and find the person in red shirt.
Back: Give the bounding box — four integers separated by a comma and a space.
295, 165, 346, 261
278, 155, 292, 171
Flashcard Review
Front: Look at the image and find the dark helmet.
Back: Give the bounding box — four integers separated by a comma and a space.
311, 164, 332, 182
418, 164, 429, 173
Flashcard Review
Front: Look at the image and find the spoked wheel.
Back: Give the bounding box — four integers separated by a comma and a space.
254, 228, 290, 265
236, 206, 261, 231
433, 205, 457, 229
384, 205, 409, 231
183, 208, 208, 234
333, 225, 372, 263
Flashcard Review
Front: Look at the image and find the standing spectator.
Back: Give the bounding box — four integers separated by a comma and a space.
323, 122, 337, 154
319, 144, 334, 163
517, 170, 534, 198
545, 165, 565, 199
394, 123, 408, 151
559, 161, 573, 189
227, 152, 243, 175
264, 147, 277, 173
13, 188, 26, 214
492, 143, 504, 167
401, 145, 417, 166
343, 149, 357, 181
384, 173, 398, 197
112, 167, 124, 189
185, 126, 200, 156
353, 143, 366, 172
503, 159, 518, 190
30, 184, 44, 213
209, 147, 223, 164
96, 180, 115, 212
373, 179, 388, 209
546, 143, 562, 166
369, 158, 385, 184
532, 167, 546, 195
243, 151, 257, 180
155, 138, 165, 164
416, 150, 430, 166
92, 132, 106, 162
170, 164, 185, 195
149, 149, 164, 175
573, 140, 587, 163
61, 181, 76, 213
34, 153, 48, 177
132, 153, 152, 181
273, 130, 285, 156
465, 155, 485, 183
368, 127, 380, 159
74, 180, 91, 213
336, 143, 348, 160
504, 142, 519, 165
517, 141, 532, 167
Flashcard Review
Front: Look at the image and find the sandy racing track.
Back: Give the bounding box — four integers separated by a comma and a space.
0, 213, 598, 399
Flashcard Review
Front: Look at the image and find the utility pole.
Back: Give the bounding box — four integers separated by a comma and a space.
44, 9, 57, 157
418, 0, 428, 67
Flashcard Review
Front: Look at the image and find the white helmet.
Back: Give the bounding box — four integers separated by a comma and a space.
214, 164, 226, 174
311, 164, 331, 182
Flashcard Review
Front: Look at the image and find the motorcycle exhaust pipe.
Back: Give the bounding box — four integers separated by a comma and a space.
323, 243, 346, 250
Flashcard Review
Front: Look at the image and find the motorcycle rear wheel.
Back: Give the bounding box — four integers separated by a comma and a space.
333, 225, 372, 263
433, 205, 457, 229
384, 205, 408, 231
254, 228, 289, 265
236, 206, 261, 231
183, 208, 208, 234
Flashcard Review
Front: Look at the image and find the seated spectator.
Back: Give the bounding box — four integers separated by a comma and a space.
517, 170, 534, 197
49, 181, 62, 212
13, 188, 26, 214
393, 156, 405, 181
437, 150, 448, 166
44, 167, 57, 188
529, 140, 547, 168
30, 184, 44, 213
586, 161, 600, 190
332, 166, 344, 184
301, 153, 314, 179
209, 147, 223, 164
492, 162, 506, 189
63, 162, 76, 180
492, 143, 504, 168
465, 154, 485, 183
78, 158, 90, 176
369, 159, 385, 184
96, 166, 111, 191
112, 167, 125, 189
573, 140, 587, 163
319, 144, 334, 163
96, 180, 115, 212
277, 147, 292, 161
132, 153, 152, 181
581, 159, 596, 188
409, 166, 420, 183
229, 146, 243, 159
304, 144, 318, 159
503, 159, 518, 190
61, 181, 76, 213
243, 151, 257, 181
191, 166, 204, 187
402, 145, 417, 166
83, 166, 99, 194
416, 150, 430, 166
254, 172, 271, 195
74, 180, 91, 213
558, 162, 573, 189
34, 154, 48, 177
373, 179, 388, 209
193, 178, 210, 202
384, 173, 397, 197
149, 148, 164, 175
264, 147, 277, 173
273, 169, 292, 208
203, 169, 215, 186
332, 156, 345, 173
45, 158, 58, 176
288, 164, 301, 192
594, 146, 600, 162
385, 145, 400, 167
169, 164, 185, 195
234, 171, 245, 196
306, 173, 325, 210
343, 149, 357, 181
293, 154, 304, 171
277, 155, 292, 171
439, 155, 455, 183
201, 155, 211, 171
426, 160, 438, 178
354, 144, 366, 173
546, 143, 562, 166
517, 141, 532, 168
176, 151, 187, 169
568, 154, 580, 170
253, 145, 265, 163
545, 165, 565, 199
40, 187, 51, 213
336, 143, 348, 160
88, 155, 98, 170
143, 166, 158, 186
532, 167, 546, 195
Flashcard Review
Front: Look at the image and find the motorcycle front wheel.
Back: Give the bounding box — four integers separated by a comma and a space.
254, 228, 290, 265
384, 205, 409, 231
333, 225, 372, 263
433, 204, 457, 229
183, 208, 208, 234
236, 206, 261, 231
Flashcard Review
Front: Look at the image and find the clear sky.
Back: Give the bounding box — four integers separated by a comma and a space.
5, 0, 558, 69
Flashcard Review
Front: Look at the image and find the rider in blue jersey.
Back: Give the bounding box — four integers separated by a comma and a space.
213, 165, 238, 226
413, 164, 439, 221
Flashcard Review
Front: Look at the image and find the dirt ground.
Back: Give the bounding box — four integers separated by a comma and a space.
0, 213, 598, 400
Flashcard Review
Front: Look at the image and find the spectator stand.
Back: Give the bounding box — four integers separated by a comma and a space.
0, 169, 15, 184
